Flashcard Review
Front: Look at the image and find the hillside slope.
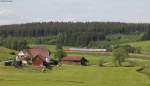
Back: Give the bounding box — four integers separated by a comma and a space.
126, 40, 150, 54
0, 47, 16, 61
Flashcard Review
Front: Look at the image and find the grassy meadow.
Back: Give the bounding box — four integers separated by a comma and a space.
0, 65, 150, 86
0, 47, 16, 61
0, 44, 150, 86
126, 40, 150, 54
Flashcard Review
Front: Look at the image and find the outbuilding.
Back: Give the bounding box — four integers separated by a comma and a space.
62, 56, 88, 65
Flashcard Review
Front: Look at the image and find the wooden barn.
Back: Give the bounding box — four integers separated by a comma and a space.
62, 56, 88, 65
16, 47, 51, 67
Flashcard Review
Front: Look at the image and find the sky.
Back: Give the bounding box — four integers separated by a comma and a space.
0, 0, 150, 25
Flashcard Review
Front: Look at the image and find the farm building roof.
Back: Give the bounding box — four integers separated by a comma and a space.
62, 56, 81, 61
26, 47, 50, 60
18, 51, 25, 56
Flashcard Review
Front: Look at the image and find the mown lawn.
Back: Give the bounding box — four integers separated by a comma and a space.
0, 65, 150, 86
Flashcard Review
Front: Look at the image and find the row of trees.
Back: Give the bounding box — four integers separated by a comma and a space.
0, 37, 28, 51
0, 22, 150, 37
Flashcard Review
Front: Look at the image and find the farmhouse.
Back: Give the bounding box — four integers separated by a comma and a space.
16, 47, 51, 67
62, 56, 88, 65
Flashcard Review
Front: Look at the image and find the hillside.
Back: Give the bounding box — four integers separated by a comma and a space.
0, 44, 150, 86
0, 47, 16, 61
0, 22, 150, 47
126, 40, 150, 54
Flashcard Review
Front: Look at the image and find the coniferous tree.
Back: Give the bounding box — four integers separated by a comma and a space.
54, 33, 66, 62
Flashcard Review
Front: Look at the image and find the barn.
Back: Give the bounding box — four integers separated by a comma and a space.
32, 55, 44, 66
62, 56, 88, 65
16, 47, 51, 67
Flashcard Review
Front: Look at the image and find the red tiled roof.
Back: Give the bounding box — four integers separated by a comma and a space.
63, 56, 81, 61
26, 48, 49, 59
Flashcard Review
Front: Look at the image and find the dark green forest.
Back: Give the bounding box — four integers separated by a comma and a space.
0, 22, 150, 50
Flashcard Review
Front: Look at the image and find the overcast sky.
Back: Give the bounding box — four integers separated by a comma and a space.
0, 0, 150, 25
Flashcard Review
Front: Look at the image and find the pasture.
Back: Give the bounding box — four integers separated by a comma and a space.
0, 45, 150, 86
0, 65, 150, 86
126, 40, 150, 54
0, 47, 16, 61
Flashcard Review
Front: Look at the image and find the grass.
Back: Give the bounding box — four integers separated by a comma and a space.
67, 52, 113, 65
0, 65, 150, 86
29, 44, 150, 66
0, 47, 16, 61
125, 40, 150, 54
0, 44, 150, 86
128, 58, 150, 66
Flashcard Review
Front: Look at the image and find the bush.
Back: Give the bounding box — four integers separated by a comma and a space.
9, 52, 16, 55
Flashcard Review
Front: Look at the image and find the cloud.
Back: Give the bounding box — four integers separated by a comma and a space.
0, 9, 18, 20
0, 9, 22, 25
1, 0, 150, 25
0, 9, 15, 16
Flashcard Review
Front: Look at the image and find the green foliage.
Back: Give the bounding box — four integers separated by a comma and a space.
54, 46, 66, 61
88, 34, 143, 50
54, 33, 66, 61
142, 30, 150, 40
56, 33, 64, 46
113, 47, 129, 66
1, 37, 28, 51
1, 22, 150, 47
118, 45, 141, 54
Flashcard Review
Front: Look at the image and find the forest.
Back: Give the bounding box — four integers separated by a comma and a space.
0, 22, 150, 50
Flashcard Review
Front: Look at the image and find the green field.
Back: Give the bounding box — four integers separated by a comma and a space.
0, 65, 150, 86
0, 44, 150, 86
126, 40, 150, 54
0, 47, 16, 61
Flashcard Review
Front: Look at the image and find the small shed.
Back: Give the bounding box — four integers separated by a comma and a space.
62, 56, 88, 65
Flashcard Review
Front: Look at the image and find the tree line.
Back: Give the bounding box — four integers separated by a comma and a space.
0, 22, 150, 47
0, 37, 28, 51
0, 22, 150, 37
